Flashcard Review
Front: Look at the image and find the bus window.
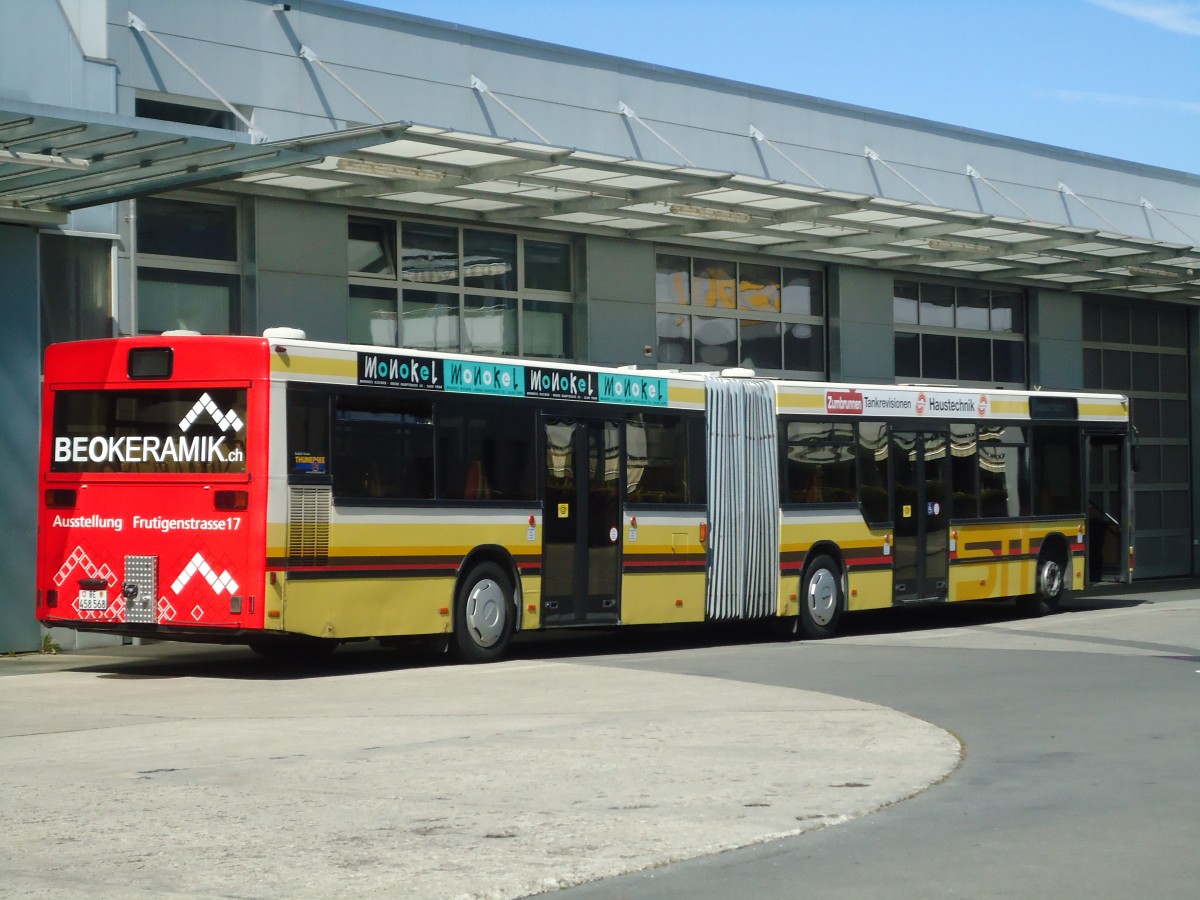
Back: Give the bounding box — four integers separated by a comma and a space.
979, 426, 1029, 518
781, 421, 855, 505
1032, 427, 1082, 515
688, 417, 707, 505
287, 388, 330, 479
332, 394, 434, 500
437, 401, 535, 502
857, 422, 890, 524
950, 423, 979, 518
626, 414, 691, 504
51, 388, 247, 475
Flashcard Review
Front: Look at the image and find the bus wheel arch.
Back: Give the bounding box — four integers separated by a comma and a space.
453, 548, 520, 663
799, 546, 846, 639
1020, 534, 1070, 617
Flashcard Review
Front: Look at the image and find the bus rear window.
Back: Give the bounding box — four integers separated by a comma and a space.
51, 389, 247, 475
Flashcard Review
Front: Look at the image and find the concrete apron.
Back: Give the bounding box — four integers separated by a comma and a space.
0, 656, 959, 898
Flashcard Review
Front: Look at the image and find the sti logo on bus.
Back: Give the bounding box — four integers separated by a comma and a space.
358, 352, 442, 391
825, 389, 864, 415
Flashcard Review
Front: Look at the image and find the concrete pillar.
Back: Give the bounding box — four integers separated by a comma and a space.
0, 225, 43, 651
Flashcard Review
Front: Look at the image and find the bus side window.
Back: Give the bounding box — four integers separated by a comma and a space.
287, 388, 330, 479
978, 426, 1029, 518
688, 416, 707, 505
332, 394, 434, 501
950, 423, 979, 518
781, 420, 855, 505
626, 413, 691, 504
436, 401, 536, 502
856, 421, 890, 524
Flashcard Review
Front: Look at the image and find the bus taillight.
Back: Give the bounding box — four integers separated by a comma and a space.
214, 490, 248, 511
44, 489, 77, 508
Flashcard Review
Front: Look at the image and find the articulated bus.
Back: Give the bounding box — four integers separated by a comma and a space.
36, 331, 1133, 660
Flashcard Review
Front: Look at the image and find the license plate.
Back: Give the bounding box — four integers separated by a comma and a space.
78, 589, 109, 611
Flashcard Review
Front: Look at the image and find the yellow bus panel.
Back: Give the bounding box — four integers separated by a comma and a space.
280, 575, 451, 639
621, 572, 707, 625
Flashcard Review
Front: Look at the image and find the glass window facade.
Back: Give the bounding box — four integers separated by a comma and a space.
136, 198, 241, 335
350, 217, 573, 359
655, 253, 825, 376
894, 280, 1026, 387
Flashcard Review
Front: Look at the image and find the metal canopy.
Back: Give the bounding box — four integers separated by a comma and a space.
232, 122, 1200, 304
0, 101, 335, 225
5, 101, 1198, 303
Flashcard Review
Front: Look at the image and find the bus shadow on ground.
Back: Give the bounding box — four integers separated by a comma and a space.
69, 582, 1172, 682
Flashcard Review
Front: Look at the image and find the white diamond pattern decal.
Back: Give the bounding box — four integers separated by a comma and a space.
179, 392, 244, 434
54, 546, 115, 588
172, 552, 239, 596
157, 597, 177, 621
55, 547, 121, 621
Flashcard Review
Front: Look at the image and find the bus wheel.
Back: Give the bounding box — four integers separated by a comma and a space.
800, 555, 843, 639
454, 562, 515, 663
1019, 554, 1066, 617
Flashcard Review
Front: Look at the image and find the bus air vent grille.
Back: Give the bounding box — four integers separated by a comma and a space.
287, 485, 330, 566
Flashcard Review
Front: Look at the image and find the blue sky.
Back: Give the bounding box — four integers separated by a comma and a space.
364, 0, 1200, 175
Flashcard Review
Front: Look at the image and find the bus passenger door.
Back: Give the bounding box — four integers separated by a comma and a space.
891, 429, 950, 604
541, 417, 622, 625
1085, 433, 1133, 583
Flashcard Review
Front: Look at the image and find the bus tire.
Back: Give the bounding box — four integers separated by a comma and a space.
454, 562, 515, 663
1019, 553, 1066, 617
800, 554, 844, 639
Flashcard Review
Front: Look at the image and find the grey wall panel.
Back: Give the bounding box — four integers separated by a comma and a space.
0, 1, 85, 106
255, 199, 347, 340
1029, 289, 1083, 390
0, 225, 43, 652
256, 199, 346, 277
588, 297, 655, 366
257, 271, 348, 342
828, 266, 895, 384
587, 237, 654, 306
585, 238, 655, 366
1031, 337, 1084, 391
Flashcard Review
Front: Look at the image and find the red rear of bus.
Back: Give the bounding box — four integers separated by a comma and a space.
36, 336, 270, 641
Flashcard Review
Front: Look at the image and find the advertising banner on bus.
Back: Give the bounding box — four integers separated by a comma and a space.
825, 388, 993, 419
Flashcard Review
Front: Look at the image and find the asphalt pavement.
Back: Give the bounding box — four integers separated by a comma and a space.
0, 639, 958, 899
